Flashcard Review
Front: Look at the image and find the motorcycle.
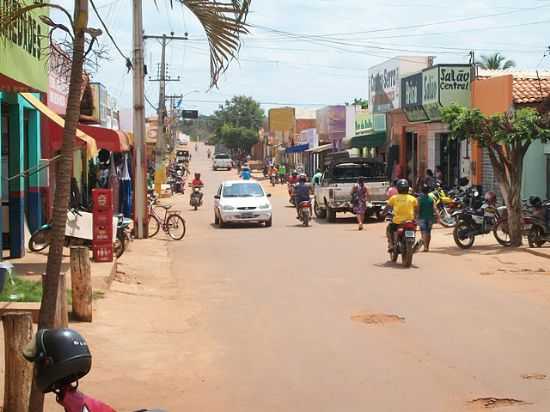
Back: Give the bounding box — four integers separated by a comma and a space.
452, 202, 510, 249
389, 219, 419, 268
289, 184, 296, 206
297, 200, 312, 227
23, 328, 165, 412
190, 185, 203, 211
29, 209, 119, 256
270, 174, 278, 186
523, 197, 550, 247
430, 184, 459, 228
114, 214, 132, 258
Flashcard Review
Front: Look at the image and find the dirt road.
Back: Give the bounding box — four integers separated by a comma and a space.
38, 146, 550, 411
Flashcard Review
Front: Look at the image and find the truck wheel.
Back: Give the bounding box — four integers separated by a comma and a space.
314, 200, 327, 219
327, 206, 336, 223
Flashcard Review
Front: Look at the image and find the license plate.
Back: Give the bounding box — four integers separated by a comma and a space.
405, 230, 415, 238
240, 213, 253, 218
523, 224, 532, 230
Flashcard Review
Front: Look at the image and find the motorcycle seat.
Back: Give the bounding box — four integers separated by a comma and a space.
156, 204, 172, 210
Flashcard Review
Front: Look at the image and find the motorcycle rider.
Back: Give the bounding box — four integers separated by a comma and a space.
294, 174, 311, 219
240, 165, 252, 180
191, 173, 204, 202
386, 179, 418, 252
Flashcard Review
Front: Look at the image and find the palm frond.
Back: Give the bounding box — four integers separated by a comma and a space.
179, 0, 251, 88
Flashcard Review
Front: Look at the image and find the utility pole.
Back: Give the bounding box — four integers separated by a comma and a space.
132, 0, 146, 239
145, 33, 187, 168
166, 94, 183, 149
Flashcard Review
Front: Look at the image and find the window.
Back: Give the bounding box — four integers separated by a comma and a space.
215, 154, 230, 159
223, 183, 264, 198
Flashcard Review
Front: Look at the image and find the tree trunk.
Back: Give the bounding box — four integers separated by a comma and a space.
28, 1, 89, 410
507, 160, 524, 247
70, 246, 92, 321
2, 313, 33, 412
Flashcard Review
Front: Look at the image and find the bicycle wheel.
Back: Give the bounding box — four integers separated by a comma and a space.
147, 215, 161, 238
167, 214, 186, 240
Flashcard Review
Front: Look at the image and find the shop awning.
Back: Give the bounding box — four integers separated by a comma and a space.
285, 143, 309, 154
351, 131, 387, 149
77, 125, 130, 152
20, 93, 98, 159
305, 143, 332, 153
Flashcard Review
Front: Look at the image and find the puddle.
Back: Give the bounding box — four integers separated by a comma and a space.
469, 398, 529, 409
351, 312, 405, 325
521, 373, 547, 380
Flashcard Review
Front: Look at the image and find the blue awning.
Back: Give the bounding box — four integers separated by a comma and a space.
285, 143, 309, 154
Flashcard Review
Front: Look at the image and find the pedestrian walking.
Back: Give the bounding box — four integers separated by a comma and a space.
352, 177, 369, 231
417, 184, 440, 252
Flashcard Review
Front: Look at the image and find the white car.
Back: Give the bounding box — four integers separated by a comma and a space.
212, 153, 233, 171
214, 180, 272, 227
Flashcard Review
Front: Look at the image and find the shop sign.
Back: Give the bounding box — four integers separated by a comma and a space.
422, 67, 441, 120
439, 65, 471, 107
369, 59, 400, 114
355, 111, 373, 135
268, 107, 295, 133
402, 72, 428, 122
0, 0, 49, 91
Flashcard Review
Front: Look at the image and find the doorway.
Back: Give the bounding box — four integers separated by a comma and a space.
405, 132, 418, 183
439, 133, 460, 187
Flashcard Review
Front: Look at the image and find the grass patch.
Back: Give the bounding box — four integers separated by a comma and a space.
1, 277, 106, 302
0, 277, 43, 302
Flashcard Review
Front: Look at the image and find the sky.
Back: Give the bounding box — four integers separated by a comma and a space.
53, 0, 550, 117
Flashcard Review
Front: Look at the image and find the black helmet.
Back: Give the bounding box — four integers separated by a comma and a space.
396, 179, 410, 194
23, 328, 91, 393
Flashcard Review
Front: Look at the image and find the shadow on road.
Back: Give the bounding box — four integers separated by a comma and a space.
429, 244, 517, 257
209, 223, 267, 230
373, 261, 420, 270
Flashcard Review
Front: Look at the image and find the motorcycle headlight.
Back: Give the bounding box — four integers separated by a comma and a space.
259, 203, 270, 209
222, 205, 235, 211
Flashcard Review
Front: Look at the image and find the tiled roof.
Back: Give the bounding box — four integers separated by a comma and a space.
513, 77, 550, 104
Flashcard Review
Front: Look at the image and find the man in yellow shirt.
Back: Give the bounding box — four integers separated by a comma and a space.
386, 179, 418, 251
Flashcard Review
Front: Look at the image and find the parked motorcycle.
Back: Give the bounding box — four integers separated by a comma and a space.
297, 200, 312, 227
114, 214, 132, 258
452, 193, 510, 249
190, 185, 203, 211
430, 184, 459, 227
28, 209, 120, 257
23, 328, 165, 412
389, 219, 419, 268
524, 196, 550, 247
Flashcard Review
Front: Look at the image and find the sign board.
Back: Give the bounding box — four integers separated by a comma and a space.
402, 72, 428, 122
0, 0, 49, 92
182, 110, 199, 119
269, 107, 295, 132
368, 56, 432, 114
439, 65, 471, 107
422, 66, 441, 120
355, 111, 373, 135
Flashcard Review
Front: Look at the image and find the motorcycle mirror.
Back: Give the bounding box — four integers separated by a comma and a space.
214, 195, 220, 199
266, 193, 272, 197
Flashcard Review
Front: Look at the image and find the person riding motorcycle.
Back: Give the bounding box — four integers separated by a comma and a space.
288, 171, 299, 185
240, 165, 252, 180
386, 179, 418, 252
191, 173, 204, 202
294, 174, 311, 219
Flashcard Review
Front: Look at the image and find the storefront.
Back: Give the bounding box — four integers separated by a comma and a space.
0, 1, 49, 257
397, 64, 472, 187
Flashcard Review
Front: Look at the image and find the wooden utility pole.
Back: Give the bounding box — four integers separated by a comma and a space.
2, 312, 33, 412
70, 246, 93, 321
132, 0, 146, 239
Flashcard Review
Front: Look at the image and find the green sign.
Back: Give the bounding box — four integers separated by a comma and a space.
355, 111, 373, 135
439, 65, 471, 107
0, 0, 49, 91
422, 66, 441, 121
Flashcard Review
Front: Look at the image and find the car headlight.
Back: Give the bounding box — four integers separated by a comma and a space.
259, 203, 270, 209
222, 205, 235, 211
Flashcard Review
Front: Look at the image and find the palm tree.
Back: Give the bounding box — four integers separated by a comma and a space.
477, 52, 516, 70
3, 1, 250, 410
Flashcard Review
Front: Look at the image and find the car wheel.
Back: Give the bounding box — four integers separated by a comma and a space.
314, 200, 327, 219
265, 217, 272, 227
327, 206, 336, 223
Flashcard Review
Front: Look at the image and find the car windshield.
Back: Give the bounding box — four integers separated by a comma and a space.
329, 163, 386, 182
223, 183, 264, 198
215, 154, 230, 159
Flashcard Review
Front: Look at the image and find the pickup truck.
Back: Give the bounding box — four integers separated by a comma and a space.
212, 153, 233, 171
314, 158, 389, 222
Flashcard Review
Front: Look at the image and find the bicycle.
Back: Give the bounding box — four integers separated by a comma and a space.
147, 197, 186, 240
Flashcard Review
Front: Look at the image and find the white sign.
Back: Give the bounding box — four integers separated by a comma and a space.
369, 56, 432, 114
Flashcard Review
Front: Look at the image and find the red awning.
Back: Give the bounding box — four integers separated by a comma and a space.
77, 125, 130, 152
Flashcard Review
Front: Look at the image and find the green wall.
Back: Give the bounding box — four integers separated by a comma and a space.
521, 140, 547, 200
